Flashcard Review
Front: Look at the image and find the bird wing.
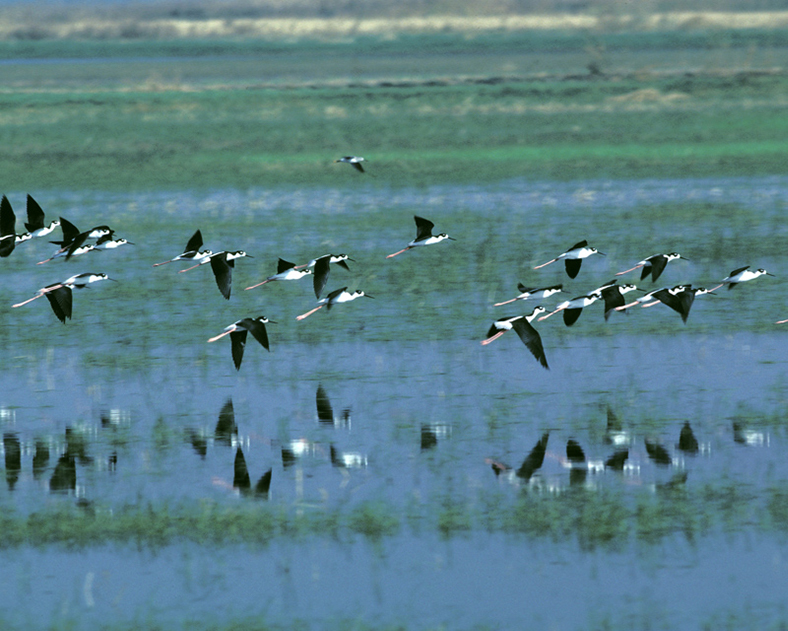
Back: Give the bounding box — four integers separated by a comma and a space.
562, 307, 584, 326
313, 256, 331, 299
58, 217, 81, 246
325, 287, 348, 310
65, 231, 91, 260
45, 286, 73, 323
229, 330, 248, 370
568, 240, 588, 251
242, 318, 270, 351
353, 162, 365, 173
0, 195, 15, 237
276, 258, 297, 274
728, 265, 750, 277
649, 255, 669, 282
564, 259, 582, 279
600, 286, 625, 321
413, 216, 435, 241
210, 253, 233, 300
511, 319, 549, 369
184, 229, 203, 254
25, 195, 45, 232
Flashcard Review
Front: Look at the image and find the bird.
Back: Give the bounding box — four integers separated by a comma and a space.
641, 285, 714, 323
37, 218, 113, 264
12, 273, 115, 323
153, 229, 212, 267
493, 283, 563, 307
303, 254, 354, 299
335, 156, 365, 173
615, 284, 691, 313
533, 240, 605, 279
711, 266, 775, 291
615, 252, 688, 282
539, 291, 603, 326
296, 287, 373, 320
0, 195, 17, 258
598, 282, 639, 320
179, 250, 252, 300
93, 235, 134, 251
245, 258, 311, 290
481, 306, 549, 369
386, 215, 454, 258
24, 195, 60, 238
207, 316, 275, 371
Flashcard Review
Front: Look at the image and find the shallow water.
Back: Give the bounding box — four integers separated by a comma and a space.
1, 176, 787, 629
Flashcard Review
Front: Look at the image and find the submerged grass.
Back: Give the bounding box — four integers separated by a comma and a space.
3, 480, 788, 550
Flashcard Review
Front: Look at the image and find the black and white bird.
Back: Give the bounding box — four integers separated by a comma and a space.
712, 266, 775, 291
641, 285, 715, 323
179, 250, 252, 300
245, 258, 311, 290
12, 272, 115, 323
387, 215, 454, 258
539, 291, 603, 326
493, 283, 563, 307
533, 240, 605, 279
303, 254, 354, 299
153, 229, 212, 267
598, 282, 639, 320
335, 156, 365, 173
481, 307, 549, 369
207, 317, 275, 371
296, 287, 373, 320
24, 195, 60, 238
616, 252, 687, 282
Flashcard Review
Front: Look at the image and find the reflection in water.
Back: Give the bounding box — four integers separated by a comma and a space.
32, 439, 50, 479
233, 446, 271, 499
678, 422, 700, 454
645, 439, 673, 467
3, 432, 21, 491
316, 384, 351, 429
49, 453, 76, 493
214, 398, 238, 446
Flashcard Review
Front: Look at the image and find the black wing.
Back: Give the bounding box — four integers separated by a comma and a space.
316, 385, 334, 423
184, 229, 203, 254
516, 432, 550, 480
649, 255, 669, 282
511, 318, 549, 369
324, 287, 348, 311
353, 162, 365, 173
413, 216, 435, 241
568, 240, 588, 251
0, 196, 16, 257
276, 258, 297, 274
656, 288, 695, 323
600, 286, 625, 321
241, 318, 270, 351
210, 253, 233, 300
65, 231, 92, 260
229, 330, 248, 370
562, 307, 584, 327
56, 217, 81, 247
312, 255, 331, 299
45, 286, 73, 323
564, 259, 582, 279
25, 195, 45, 232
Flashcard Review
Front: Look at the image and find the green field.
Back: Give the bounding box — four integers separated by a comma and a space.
1, 30, 787, 192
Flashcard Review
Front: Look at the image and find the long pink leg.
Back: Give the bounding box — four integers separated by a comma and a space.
296, 306, 323, 320
776, 319, 788, 324
152, 259, 173, 267
533, 258, 557, 270
245, 279, 271, 290
178, 262, 205, 273
207, 328, 236, 343
641, 300, 661, 308
615, 264, 643, 276
538, 308, 562, 321
480, 331, 506, 345
708, 283, 725, 292
12, 284, 63, 308
615, 300, 640, 311
493, 297, 518, 307
386, 247, 411, 259
12, 293, 45, 308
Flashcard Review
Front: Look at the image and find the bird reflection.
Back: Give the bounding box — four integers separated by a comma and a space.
487, 432, 549, 482
32, 439, 50, 479
215, 399, 238, 446
3, 433, 21, 491
186, 428, 208, 458
604, 449, 629, 471
330, 444, 367, 468
733, 422, 769, 446
677, 422, 699, 454
49, 453, 76, 493
565, 439, 589, 485
645, 439, 672, 466
316, 385, 351, 428
420, 423, 452, 451
281, 438, 315, 469
233, 447, 271, 498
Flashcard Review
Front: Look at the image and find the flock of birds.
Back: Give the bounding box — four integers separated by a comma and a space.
1, 162, 783, 372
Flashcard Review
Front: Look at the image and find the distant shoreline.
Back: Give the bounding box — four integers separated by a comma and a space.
1, 11, 787, 41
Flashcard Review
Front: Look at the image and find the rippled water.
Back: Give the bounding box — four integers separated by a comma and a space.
1, 176, 787, 629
